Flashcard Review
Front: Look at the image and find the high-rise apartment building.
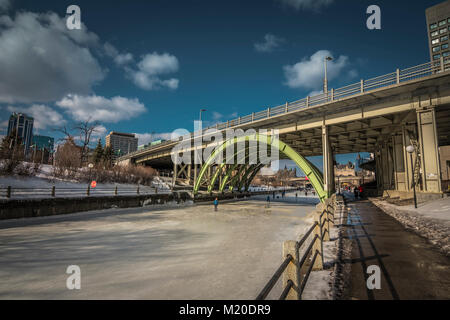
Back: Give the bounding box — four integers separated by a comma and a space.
105, 131, 138, 157
7, 112, 34, 153
426, 0, 450, 70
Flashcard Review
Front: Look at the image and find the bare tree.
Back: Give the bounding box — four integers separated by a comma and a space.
53, 125, 75, 146
54, 137, 81, 178
53, 118, 102, 166
73, 118, 101, 165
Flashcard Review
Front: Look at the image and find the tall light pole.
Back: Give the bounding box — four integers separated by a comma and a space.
406, 145, 418, 209
324, 56, 333, 94
199, 109, 207, 122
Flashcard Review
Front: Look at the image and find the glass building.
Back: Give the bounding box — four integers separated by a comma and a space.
426, 0, 450, 70
32, 135, 55, 152
7, 112, 34, 153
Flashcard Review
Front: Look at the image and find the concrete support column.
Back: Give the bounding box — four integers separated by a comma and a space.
187, 164, 192, 184
416, 107, 442, 193
322, 125, 335, 197
172, 162, 178, 188
219, 165, 224, 187
392, 134, 407, 191
207, 165, 212, 182
375, 147, 383, 193
402, 125, 416, 192
380, 141, 393, 191
193, 164, 198, 187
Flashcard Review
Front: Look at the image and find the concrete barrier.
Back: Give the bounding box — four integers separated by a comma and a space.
0, 192, 192, 220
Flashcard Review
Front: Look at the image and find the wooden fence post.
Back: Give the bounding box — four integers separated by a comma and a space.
322, 210, 330, 242
137, 185, 140, 195
51, 186, 56, 197
6, 186, 11, 199
115, 186, 118, 195
312, 215, 324, 271
282, 241, 298, 300
87, 185, 90, 196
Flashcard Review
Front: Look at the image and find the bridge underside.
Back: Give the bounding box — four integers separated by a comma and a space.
132, 73, 450, 198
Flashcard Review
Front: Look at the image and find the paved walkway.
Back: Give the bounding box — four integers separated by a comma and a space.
345, 200, 450, 300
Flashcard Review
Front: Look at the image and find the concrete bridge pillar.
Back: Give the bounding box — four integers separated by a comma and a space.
193, 164, 198, 187
416, 107, 442, 193
402, 125, 417, 192
322, 125, 335, 197
392, 133, 407, 192
187, 164, 192, 183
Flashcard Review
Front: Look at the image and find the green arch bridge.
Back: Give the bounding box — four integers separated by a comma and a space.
192, 134, 329, 203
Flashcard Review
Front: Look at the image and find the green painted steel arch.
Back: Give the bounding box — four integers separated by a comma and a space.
193, 134, 327, 202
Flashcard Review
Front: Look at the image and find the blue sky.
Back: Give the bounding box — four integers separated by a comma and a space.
0, 0, 442, 173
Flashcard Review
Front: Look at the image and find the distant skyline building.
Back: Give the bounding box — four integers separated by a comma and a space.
105, 131, 138, 157
7, 112, 34, 153
32, 135, 55, 152
426, 0, 450, 69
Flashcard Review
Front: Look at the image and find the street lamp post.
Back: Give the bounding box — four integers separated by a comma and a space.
88, 163, 94, 183
199, 109, 207, 123
324, 56, 333, 94
406, 145, 418, 209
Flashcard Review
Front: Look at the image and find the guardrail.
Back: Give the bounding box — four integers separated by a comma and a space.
256, 195, 344, 300
118, 59, 449, 162
0, 185, 170, 199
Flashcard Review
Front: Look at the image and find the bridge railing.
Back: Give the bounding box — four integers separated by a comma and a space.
119, 59, 449, 162
256, 194, 344, 300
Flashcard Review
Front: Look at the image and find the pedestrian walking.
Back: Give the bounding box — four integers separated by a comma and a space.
213, 198, 219, 211
266, 195, 271, 208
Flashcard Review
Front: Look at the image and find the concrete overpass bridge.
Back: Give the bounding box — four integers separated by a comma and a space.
118, 60, 450, 201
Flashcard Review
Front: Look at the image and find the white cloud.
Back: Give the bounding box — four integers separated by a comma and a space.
212, 111, 238, 121
212, 111, 224, 121
137, 53, 179, 75
278, 0, 334, 11
254, 33, 284, 53
115, 53, 134, 66
127, 52, 180, 90
56, 94, 146, 123
135, 132, 175, 145
104, 42, 134, 66
0, 11, 105, 103
283, 50, 356, 90
6, 104, 66, 131
90, 125, 108, 141
0, 0, 10, 11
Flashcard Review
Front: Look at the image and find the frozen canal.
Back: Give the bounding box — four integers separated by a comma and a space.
0, 194, 319, 299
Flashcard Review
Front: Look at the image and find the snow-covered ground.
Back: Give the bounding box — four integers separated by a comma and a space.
392, 196, 450, 221
0, 197, 324, 300
0, 165, 171, 199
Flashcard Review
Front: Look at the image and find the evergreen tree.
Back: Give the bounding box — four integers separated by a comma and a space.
103, 145, 114, 168
93, 139, 104, 164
